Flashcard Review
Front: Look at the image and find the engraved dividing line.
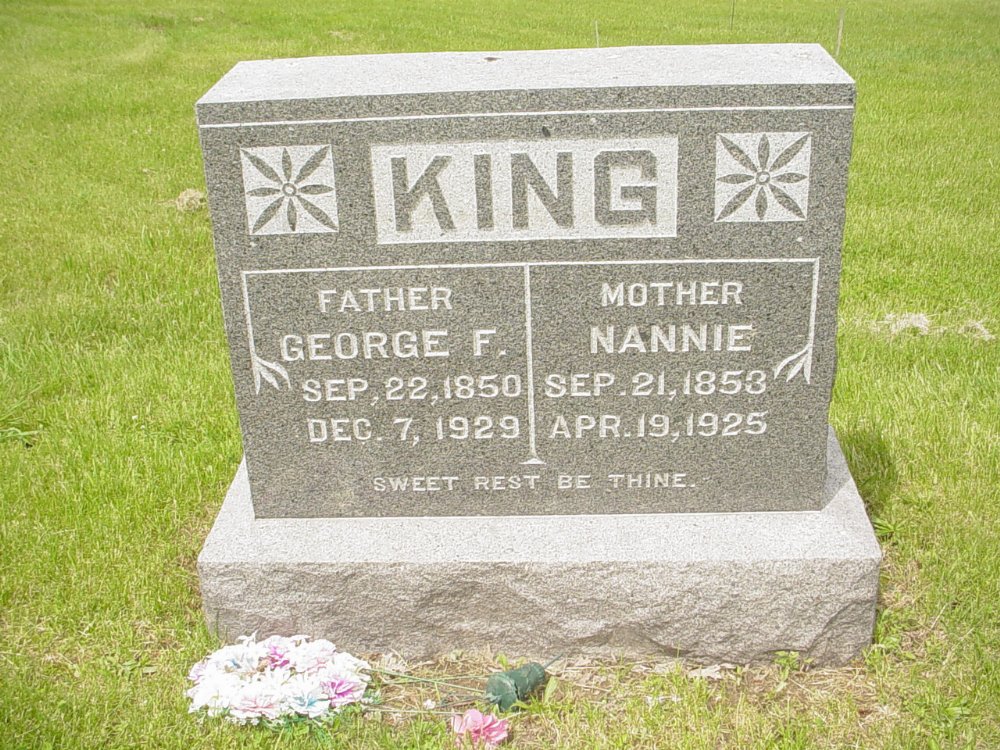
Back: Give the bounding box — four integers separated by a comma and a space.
242, 257, 821, 276
200, 105, 854, 129
240, 272, 258, 362
521, 263, 543, 465
808, 258, 820, 349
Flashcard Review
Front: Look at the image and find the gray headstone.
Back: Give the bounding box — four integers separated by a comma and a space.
196, 44, 880, 666
197, 44, 855, 518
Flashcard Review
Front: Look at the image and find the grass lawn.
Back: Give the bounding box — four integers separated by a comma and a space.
1, 0, 997, 747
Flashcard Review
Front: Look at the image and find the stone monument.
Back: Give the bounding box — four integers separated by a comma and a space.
196, 44, 880, 664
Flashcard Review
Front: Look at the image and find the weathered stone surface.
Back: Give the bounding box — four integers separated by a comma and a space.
196, 44, 856, 517
199, 429, 880, 665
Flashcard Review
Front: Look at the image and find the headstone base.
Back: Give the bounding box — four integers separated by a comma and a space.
198, 429, 880, 665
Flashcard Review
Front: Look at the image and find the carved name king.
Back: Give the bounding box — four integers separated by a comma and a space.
372, 138, 679, 243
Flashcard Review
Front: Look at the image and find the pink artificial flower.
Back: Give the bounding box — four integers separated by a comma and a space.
265, 642, 290, 669
451, 708, 509, 747
230, 682, 284, 722
320, 677, 364, 707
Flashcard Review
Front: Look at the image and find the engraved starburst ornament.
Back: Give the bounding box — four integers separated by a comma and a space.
714, 132, 811, 222
240, 145, 339, 235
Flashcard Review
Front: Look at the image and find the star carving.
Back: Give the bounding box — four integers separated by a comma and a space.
240, 145, 339, 235
714, 132, 811, 223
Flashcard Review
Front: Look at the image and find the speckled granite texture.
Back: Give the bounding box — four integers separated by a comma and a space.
199, 428, 879, 665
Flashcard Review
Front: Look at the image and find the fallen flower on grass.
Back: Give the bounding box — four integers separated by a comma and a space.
451, 708, 509, 747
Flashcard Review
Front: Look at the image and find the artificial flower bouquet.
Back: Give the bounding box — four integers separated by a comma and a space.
187, 634, 514, 746
186, 634, 369, 724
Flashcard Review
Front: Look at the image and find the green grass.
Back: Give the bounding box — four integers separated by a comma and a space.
1, 0, 997, 747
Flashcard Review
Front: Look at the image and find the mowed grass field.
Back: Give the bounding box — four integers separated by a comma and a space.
1, 0, 997, 747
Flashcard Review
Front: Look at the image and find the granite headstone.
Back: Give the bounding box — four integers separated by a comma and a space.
196, 45, 880, 664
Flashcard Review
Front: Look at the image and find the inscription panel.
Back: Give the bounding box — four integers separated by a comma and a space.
238, 258, 826, 516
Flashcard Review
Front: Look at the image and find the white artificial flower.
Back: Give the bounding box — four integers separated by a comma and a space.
186, 670, 242, 716
289, 638, 337, 674
331, 651, 372, 683
207, 639, 265, 677
283, 673, 331, 718
228, 676, 285, 723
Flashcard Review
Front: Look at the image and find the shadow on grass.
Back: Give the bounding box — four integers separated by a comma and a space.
838, 428, 898, 522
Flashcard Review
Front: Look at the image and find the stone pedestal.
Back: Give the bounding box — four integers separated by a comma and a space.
199, 428, 879, 665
